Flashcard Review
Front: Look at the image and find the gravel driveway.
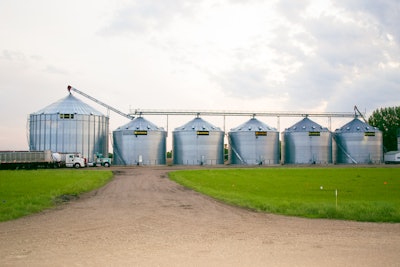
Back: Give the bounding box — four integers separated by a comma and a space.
1, 167, 399, 266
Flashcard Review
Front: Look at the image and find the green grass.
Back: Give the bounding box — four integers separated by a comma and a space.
169, 167, 400, 222
0, 169, 113, 222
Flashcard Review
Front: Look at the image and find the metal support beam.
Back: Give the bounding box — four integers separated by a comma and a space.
68, 85, 134, 120
277, 116, 280, 132
129, 108, 356, 118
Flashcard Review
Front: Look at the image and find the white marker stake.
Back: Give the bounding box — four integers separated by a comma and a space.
335, 189, 338, 210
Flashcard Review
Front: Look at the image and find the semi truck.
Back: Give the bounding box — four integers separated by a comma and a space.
0, 150, 87, 170
52, 152, 88, 168
87, 152, 112, 167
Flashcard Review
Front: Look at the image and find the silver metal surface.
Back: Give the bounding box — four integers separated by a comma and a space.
29, 94, 109, 162
229, 118, 279, 165
131, 109, 356, 118
334, 118, 383, 164
282, 117, 332, 164
113, 117, 166, 165
34, 93, 104, 115
173, 117, 224, 165
68, 86, 134, 120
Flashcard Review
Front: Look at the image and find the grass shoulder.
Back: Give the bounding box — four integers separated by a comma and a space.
0, 169, 113, 222
169, 167, 400, 222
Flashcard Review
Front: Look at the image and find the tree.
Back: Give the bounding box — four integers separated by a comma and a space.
166, 150, 172, 158
368, 106, 400, 152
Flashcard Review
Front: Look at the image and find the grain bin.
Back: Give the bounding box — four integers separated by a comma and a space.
229, 118, 279, 165
173, 117, 224, 165
282, 117, 332, 164
113, 116, 166, 165
334, 118, 383, 164
29, 93, 109, 162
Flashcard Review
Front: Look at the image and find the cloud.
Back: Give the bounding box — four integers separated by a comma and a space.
212, 65, 270, 98
101, 0, 198, 35
330, 65, 400, 111
44, 65, 68, 75
0, 50, 27, 62
241, 1, 400, 112
1, 0, 399, 152
335, 0, 400, 43
197, 1, 398, 113
276, 0, 311, 22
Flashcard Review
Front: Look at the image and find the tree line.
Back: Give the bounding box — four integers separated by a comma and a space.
368, 106, 400, 152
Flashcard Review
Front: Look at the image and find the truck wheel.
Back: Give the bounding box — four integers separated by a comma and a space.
104, 162, 110, 167
74, 163, 81, 169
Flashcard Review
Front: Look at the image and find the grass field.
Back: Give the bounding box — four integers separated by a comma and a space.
169, 167, 400, 222
0, 169, 113, 222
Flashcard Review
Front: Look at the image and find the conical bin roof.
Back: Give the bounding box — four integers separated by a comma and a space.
33, 93, 104, 116
230, 118, 277, 132
174, 117, 221, 132
115, 116, 165, 131
335, 118, 380, 133
284, 117, 328, 132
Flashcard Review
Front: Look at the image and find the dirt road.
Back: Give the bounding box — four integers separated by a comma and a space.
1, 167, 399, 266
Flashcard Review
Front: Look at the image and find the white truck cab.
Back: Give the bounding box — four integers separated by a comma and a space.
63, 153, 87, 168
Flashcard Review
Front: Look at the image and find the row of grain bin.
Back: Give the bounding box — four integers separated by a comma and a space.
112, 116, 382, 165
28, 93, 383, 165
281, 117, 382, 164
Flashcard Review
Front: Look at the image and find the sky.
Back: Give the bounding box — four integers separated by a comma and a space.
0, 0, 399, 151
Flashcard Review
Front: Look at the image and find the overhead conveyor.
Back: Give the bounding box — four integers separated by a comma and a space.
130, 108, 357, 133
67, 85, 361, 132
130, 108, 356, 118
67, 85, 135, 120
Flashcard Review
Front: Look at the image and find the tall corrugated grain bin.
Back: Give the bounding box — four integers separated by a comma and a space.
282, 117, 332, 164
113, 117, 166, 165
29, 93, 109, 162
173, 117, 224, 165
334, 118, 383, 164
229, 118, 279, 165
